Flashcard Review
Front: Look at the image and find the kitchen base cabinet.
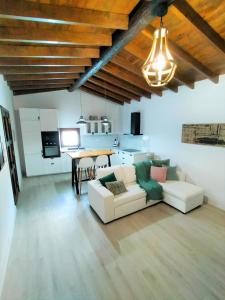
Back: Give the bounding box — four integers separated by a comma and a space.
42, 158, 61, 175
25, 153, 44, 177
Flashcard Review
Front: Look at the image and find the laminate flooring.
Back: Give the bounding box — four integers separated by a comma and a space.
1, 174, 225, 300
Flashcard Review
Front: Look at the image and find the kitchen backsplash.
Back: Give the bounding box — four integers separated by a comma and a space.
80, 134, 118, 149
119, 134, 150, 151
80, 133, 150, 151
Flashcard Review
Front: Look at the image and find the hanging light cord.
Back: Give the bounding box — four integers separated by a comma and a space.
80, 90, 82, 115
160, 16, 163, 27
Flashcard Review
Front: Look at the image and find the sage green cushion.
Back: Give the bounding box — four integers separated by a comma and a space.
152, 159, 170, 167
105, 181, 127, 195
166, 166, 179, 181
99, 172, 116, 187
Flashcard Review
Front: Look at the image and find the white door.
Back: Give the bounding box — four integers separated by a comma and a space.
40, 109, 58, 131
19, 108, 40, 121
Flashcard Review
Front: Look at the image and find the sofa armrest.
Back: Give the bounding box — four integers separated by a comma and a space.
88, 180, 115, 223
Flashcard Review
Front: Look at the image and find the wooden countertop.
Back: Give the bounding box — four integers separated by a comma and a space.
67, 149, 114, 159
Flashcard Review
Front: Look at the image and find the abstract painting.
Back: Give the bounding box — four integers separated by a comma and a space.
0, 135, 5, 171
182, 123, 225, 147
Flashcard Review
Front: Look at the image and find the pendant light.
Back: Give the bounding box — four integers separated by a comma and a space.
101, 84, 110, 126
142, 2, 177, 87
76, 89, 87, 125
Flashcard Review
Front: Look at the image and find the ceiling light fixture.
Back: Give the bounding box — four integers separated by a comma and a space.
101, 84, 110, 126
142, 2, 177, 87
76, 89, 87, 125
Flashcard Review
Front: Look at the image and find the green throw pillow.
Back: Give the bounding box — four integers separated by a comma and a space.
166, 166, 179, 181
99, 172, 116, 187
152, 159, 170, 167
105, 181, 127, 195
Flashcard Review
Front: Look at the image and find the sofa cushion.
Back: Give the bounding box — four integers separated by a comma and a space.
152, 159, 170, 167
161, 181, 203, 202
96, 166, 124, 182
114, 184, 146, 207
105, 181, 127, 195
99, 172, 116, 187
151, 166, 167, 182
166, 166, 179, 181
122, 165, 136, 184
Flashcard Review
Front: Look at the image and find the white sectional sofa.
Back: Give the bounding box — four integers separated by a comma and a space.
88, 165, 204, 223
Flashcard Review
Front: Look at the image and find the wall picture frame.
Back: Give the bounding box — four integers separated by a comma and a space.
182, 123, 225, 147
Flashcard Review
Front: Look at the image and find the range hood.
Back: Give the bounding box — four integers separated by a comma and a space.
131, 112, 142, 135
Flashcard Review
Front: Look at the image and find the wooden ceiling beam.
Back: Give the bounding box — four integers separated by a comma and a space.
5, 73, 80, 81
111, 55, 178, 93
0, 27, 111, 46
0, 66, 84, 74
9, 79, 74, 87
12, 84, 71, 91
0, 58, 92, 66
69, 0, 174, 91
81, 86, 123, 106
88, 77, 140, 101
95, 71, 151, 99
102, 63, 162, 96
142, 25, 218, 83
0, 0, 128, 30
14, 87, 67, 96
0, 45, 100, 58
84, 82, 129, 103
173, 0, 225, 55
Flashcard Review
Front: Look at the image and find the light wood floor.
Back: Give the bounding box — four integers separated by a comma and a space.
1, 174, 225, 300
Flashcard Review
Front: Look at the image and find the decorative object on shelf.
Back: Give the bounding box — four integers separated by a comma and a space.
77, 90, 87, 125
0, 135, 5, 171
182, 123, 225, 147
113, 138, 119, 147
101, 83, 110, 126
89, 115, 98, 120
142, 2, 177, 87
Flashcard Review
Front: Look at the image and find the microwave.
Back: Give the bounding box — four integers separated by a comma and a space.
41, 131, 61, 158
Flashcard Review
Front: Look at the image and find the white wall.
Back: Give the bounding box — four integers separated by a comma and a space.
0, 76, 22, 296
122, 75, 225, 211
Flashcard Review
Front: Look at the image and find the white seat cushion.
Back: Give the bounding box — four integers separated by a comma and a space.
114, 184, 146, 207
161, 181, 203, 202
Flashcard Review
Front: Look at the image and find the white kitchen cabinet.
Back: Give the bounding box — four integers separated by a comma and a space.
86, 120, 113, 135
24, 153, 44, 176
19, 108, 62, 176
115, 150, 148, 166
40, 109, 58, 131
19, 108, 40, 121
20, 121, 42, 154
42, 157, 61, 175
110, 153, 122, 166
60, 153, 71, 173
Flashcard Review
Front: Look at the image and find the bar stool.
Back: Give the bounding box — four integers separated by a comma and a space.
77, 157, 94, 194
95, 155, 108, 172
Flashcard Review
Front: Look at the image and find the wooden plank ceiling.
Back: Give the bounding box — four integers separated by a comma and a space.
0, 0, 224, 105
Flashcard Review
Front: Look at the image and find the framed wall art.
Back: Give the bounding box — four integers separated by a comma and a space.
182, 123, 225, 147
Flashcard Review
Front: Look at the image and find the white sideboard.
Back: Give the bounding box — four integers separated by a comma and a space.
19, 108, 71, 176
111, 149, 148, 166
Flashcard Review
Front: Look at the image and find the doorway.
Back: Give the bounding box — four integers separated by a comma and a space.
1, 106, 20, 204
